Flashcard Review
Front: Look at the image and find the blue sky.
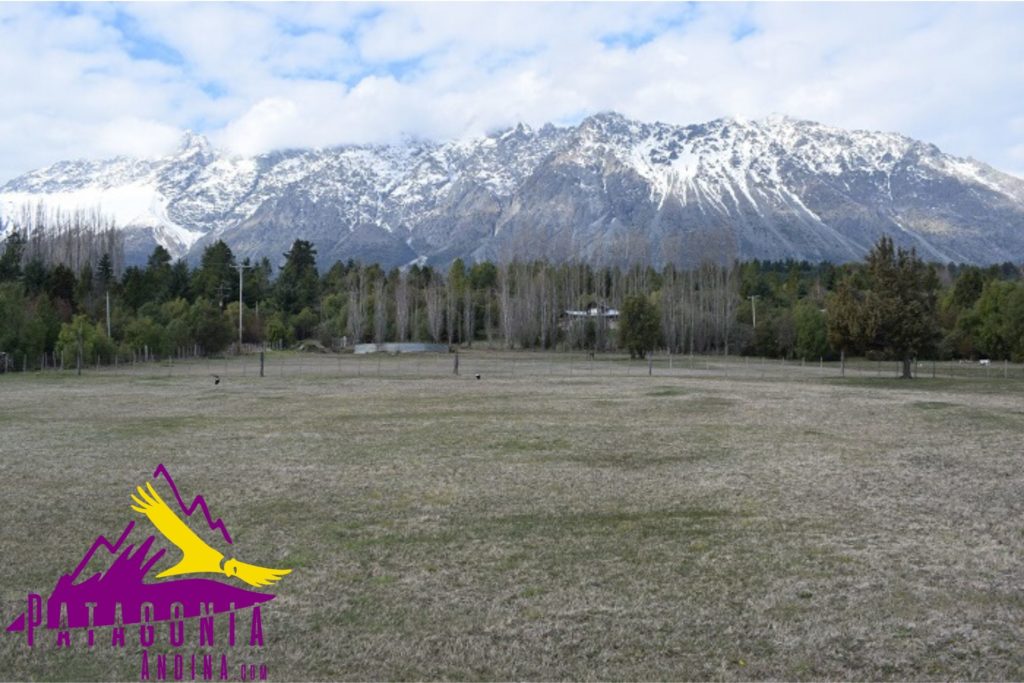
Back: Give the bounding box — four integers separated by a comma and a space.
1, 2, 1023, 181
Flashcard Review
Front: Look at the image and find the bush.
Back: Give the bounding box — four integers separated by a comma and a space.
56, 315, 115, 364
618, 295, 660, 358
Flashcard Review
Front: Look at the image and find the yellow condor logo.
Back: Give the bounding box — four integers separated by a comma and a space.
131, 482, 291, 588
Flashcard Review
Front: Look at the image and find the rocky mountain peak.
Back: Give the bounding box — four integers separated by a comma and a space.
3, 113, 1024, 268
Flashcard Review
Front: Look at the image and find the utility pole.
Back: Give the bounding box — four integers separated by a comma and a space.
105, 290, 111, 338
749, 295, 759, 330
238, 264, 244, 352
234, 263, 255, 353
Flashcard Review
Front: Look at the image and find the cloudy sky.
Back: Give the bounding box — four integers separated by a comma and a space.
1, 2, 1023, 183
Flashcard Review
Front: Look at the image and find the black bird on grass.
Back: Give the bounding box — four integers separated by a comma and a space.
212, 374, 220, 385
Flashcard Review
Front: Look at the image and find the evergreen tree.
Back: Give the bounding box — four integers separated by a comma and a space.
192, 241, 237, 306
866, 237, 940, 378
168, 259, 191, 301
826, 276, 869, 359
47, 264, 78, 310
23, 258, 48, 297
190, 298, 233, 353
76, 263, 95, 313
618, 295, 660, 358
243, 257, 273, 307
830, 236, 939, 378
145, 245, 173, 303
276, 240, 318, 315
95, 253, 114, 290
0, 230, 25, 282
120, 267, 151, 312
949, 266, 987, 310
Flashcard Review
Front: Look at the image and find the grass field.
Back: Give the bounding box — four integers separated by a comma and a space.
2, 351, 1024, 680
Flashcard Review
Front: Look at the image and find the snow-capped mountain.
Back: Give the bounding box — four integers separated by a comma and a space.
3, 113, 1024, 268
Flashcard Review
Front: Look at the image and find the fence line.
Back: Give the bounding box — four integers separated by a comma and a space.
7, 350, 1021, 383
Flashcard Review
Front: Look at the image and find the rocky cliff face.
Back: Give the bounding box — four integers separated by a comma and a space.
4, 113, 1023, 267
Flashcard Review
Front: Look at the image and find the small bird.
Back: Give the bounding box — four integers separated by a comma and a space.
212, 374, 220, 385
131, 482, 290, 588
475, 373, 481, 380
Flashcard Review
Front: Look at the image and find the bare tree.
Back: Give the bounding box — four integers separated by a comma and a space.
484, 290, 493, 346
346, 273, 367, 343
462, 286, 474, 346
14, 201, 124, 275
425, 275, 445, 343
660, 265, 680, 353
499, 263, 514, 349
373, 278, 387, 343
446, 272, 458, 345
394, 273, 410, 342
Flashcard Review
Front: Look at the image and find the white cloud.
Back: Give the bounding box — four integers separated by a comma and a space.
95, 117, 182, 158
221, 97, 301, 156
0, 2, 1022, 182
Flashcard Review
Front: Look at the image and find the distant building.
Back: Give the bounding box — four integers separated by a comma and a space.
354, 343, 449, 354
563, 303, 619, 321
562, 303, 620, 335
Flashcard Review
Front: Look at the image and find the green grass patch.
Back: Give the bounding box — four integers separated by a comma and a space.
646, 385, 690, 397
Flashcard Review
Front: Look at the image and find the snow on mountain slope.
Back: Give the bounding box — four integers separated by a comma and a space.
3, 113, 1024, 267
1, 184, 203, 252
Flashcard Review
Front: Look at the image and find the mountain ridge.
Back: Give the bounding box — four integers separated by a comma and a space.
3, 112, 1024, 267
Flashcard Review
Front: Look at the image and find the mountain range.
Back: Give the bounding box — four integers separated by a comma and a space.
3, 112, 1024, 268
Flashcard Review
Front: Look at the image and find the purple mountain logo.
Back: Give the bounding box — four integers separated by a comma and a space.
151, 463, 234, 545
6, 465, 290, 642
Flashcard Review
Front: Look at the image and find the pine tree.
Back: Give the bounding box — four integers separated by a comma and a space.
276, 240, 318, 315
618, 295, 660, 358
192, 241, 237, 305
0, 230, 25, 282
865, 237, 940, 378
95, 253, 114, 290
828, 236, 939, 378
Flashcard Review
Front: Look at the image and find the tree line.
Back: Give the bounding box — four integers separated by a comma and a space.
0, 229, 1022, 372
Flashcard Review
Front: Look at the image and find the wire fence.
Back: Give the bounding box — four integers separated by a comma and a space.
7, 349, 1023, 383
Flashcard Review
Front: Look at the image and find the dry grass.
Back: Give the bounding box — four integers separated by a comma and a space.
2, 351, 1024, 680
